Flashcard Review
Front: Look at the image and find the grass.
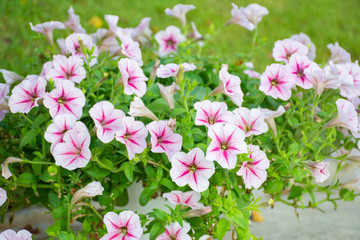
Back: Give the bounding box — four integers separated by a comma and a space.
1, 0, 359, 75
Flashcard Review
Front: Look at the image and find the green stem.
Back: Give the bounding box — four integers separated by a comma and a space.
0, 178, 55, 189
67, 202, 72, 231
21, 113, 33, 125
89, 204, 103, 220
92, 156, 122, 173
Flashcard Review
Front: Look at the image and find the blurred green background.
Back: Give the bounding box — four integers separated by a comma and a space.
1, 0, 359, 75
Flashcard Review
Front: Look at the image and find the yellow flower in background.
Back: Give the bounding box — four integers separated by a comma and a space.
89, 15, 103, 28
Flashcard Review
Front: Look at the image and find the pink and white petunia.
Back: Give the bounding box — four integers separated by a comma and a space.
211, 64, 244, 106
0, 110, 7, 122
228, 3, 269, 31
0, 84, 9, 104
156, 222, 191, 240
327, 42, 351, 64
118, 58, 148, 97
8, 75, 47, 114
194, 100, 235, 127
131, 17, 152, 45
287, 53, 317, 89
258, 106, 286, 136
43, 80, 85, 119
156, 63, 196, 78
290, 33, 316, 60
323, 62, 355, 98
188, 21, 204, 46
65, 33, 98, 66
47, 55, 86, 84
0, 69, 23, 85
30, 21, 65, 45
206, 123, 247, 169
272, 39, 308, 63
147, 120, 183, 160
0, 187, 6, 207
307, 161, 330, 183
115, 116, 148, 160
52, 129, 91, 170
0, 229, 32, 240
259, 63, 294, 101
233, 107, 268, 137
64, 6, 86, 33
236, 145, 270, 189
129, 97, 158, 121
163, 190, 204, 209
121, 37, 143, 66
71, 181, 104, 205
157, 82, 180, 109
324, 99, 360, 137
104, 14, 120, 36
101, 211, 143, 240
1, 157, 23, 180
170, 148, 215, 192
44, 113, 88, 152
165, 4, 196, 26
155, 26, 185, 57
304, 65, 340, 96
244, 62, 260, 79
40, 61, 54, 80
89, 101, 125, 143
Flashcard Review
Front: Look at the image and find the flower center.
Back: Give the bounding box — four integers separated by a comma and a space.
297, 68, 304, 78
30, 93, 38, 101
157, 136, 163, 144
57, 96, 67, 105
189, 164, 197, 172
118, 227, 128, 236
208, 116, 216, 125
75, 147, 82, 156
123, 133, 131, 140
166, 39, 175, 46
170, 235, 177, 240
220, 142, 229, 150
65, 71, 73, 80
244, 124, 252, 133
75, 45, 82, 54
271, 78, 279, 86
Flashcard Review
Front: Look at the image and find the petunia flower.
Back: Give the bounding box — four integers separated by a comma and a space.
155, 26, 185, 57
52, 129, 91, 170
290, 32, 316, 60
211, 64, 244, 106
129, 97, 158, 121
0, 187, 7, 207
259, 63, 294, 101
47, 55, 86, 84
131, 17, 152, 45
163, 190, 204, 209
156, 222, 191, 240
258, 106, 286, 136
324, 99, 360, 137
64, 6, 86, 33
147, 120, 183, 160
306, 161, 330, 183
236, 145, 270, 189
121, 37, 143, 66
156, 63, 196, 78
157, 82, 180, 109
40, 61, 54, 80
104, 14, 120, 36
71, 181, 104, 205
170, 148, 215, 192
243, 62, 260, 79
272, 39, 308, 63
43, 80, 86, 119
101, 211, 143, 240
8, 75, 47, 114
0, 229, 32, 240
0, 84, 9, 104
165, 4, 196, 26
0, 69, 23, 85
65, 33, 98, 66
45, 113, 88, 152
115, 116, 148, 160
30, 21, 65, 45
228, 3, 268, 31
206, 123, 247, 169
57, 38, 68, 55
287, 53, 317, 89
118, 58, 148, 97
167, 118, 177, 131
304, 65, 340, 96
323, 61, 355, 98
1, 157, 23, 179
327, 42, 351, 64
188, 22, 204, 46
233, 107, 268, 137
194, 100, 235, 127
89, 101, 125, 143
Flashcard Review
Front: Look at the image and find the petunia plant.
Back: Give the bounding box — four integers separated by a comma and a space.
1, 2, 360, 240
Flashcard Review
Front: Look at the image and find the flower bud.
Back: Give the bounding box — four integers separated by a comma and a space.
306, 161, 330, 183
129, 97, 159, 121
157, 82, 180, 109
167, 118, 177, 131
1, 157, 23, 179
182, 206, 212, 218
71, 181, 104, 205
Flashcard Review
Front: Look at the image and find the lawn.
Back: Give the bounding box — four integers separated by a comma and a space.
1, 0, 359, 75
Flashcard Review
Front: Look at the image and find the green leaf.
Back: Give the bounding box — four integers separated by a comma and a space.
236, 226, 251, 240
288, 143, 301, 154
288, 186, 303, 200
46, 221, 61, 237
217, 218, 230, 240
59, 231, 76, 240
115, 188, 129, 207
18, 172, 37, 184
226, 209, 248, 229
83, 219, 92, 232
48, 192, 61, 208
148, 98, 170, 114
171, 108, 187, 116
52, 206, 66, 220
339, 189, 355, 201
32, 114, 48, 128
152, 208, 168, 221
264, 179, 284, 194
149, 222, 165, 240
160, 178, 176, 190
86, 165, 111, 180
139, 187, 157, 206
20, 129, 38, 148
124, 162, 134, 182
